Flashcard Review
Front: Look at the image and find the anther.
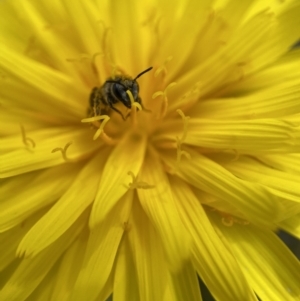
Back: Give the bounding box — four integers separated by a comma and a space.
51, 142, 73, 162
20, 125, 35, 148
125, 171, 155, 189
152, 82, 177, 118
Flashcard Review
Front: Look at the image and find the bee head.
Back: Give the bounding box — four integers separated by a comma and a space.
107, 67, 153, 109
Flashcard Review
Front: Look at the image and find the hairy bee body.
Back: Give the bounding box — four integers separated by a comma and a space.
88, 67, 152, 120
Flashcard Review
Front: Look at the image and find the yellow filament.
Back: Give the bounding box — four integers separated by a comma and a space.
100, 132, 118, 145
126, 90, 142, 126
125, 171, 155, 189
20, 125, 35, 148
174, 110, 191, 172
51, 142, 73, 162
81, 115, 109, 123
82, 114, 118, 145
91, 52, 103, 81
152, 82, 177, 118
93, 115, 110, 140
154, 56, 173, 77
176, 109, 190, 142
66, 53, 90, 63
221, 217, 234, 227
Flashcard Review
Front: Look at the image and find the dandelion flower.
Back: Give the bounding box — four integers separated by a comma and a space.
1, 0, 300, 301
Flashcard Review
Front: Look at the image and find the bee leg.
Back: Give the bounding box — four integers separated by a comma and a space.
109, 103, 126, 120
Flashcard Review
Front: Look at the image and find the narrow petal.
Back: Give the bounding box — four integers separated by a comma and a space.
155, 118, 297, 152
158, 0, 211, 77
259, 153, 300, 176
0, 164, 79, 232
107, 0, 150, 73
15, 0, 82, 78
0, 209, 45, 271
232, 48, 300, 94
0, 127, 99, 177
127, 199, 168, 301
169, 0, 256, 80
16, 151, 108, 257
70, 191, 133, 301
162, 148, 280, 228
0, 46, 85, 117
268, 1, 300, 61
113, 236, 140, 301
169, 1, 300, 109
217, 155, 300, 204
25, 270, 56, 301
89, 130, 146, 228
279, 214, 300, 240
137, 147, 191, 270
170, 260, 202, 301
50, 237, 87, 301
190, 76, 300, 120
171, 176, 257, 301
0, 212, 85, 301
209, 211, 300, 301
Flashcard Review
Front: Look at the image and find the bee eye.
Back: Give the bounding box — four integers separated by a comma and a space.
113, 83, 127, 100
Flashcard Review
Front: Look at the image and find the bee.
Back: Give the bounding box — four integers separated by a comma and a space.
89, 67, 153, 120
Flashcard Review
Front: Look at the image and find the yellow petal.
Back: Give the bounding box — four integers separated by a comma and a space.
156, 118, 297, 152
209, 211, 300, 301
279, 214, 300, 240
259, 153, 300, 176
0, 127, 98, 177
0, 212, 85, 301
50, 237, 86, 301
70, 191, 133, 301
170, 260, 202, 301
190, 75, 300, 120
232, 48, 300, 94
158, 0, 212, 77
107, 0, 150, 73
171, 177, 257, 301
89, 130, 147, 228
113, 236, 139, 301
0, 45, 85, 117
137, 147, 191, 270
162, 148, 279, 228
0, 164, 79, 232
16, 151, 108, 257
0, 209, 45, 271
127, 198, 169, 301
219, 155, 300, 204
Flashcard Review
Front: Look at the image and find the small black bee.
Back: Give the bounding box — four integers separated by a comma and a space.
89, 67, 153, 120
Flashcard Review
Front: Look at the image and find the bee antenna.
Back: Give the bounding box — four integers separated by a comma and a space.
134, 67, 153, 81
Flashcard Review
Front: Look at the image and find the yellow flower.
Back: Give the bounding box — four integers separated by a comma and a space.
1, 0, 300, 300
